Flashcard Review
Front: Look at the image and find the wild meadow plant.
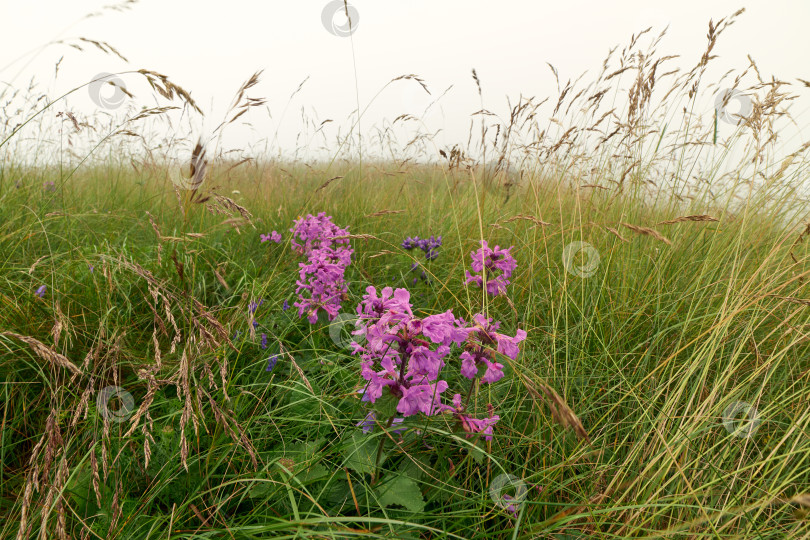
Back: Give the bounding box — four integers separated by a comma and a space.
290, 212, 353, 323
464, 240, 517, 297
402, 235, 442, 283
351, 246, 525, 450
259, 230, 282, 243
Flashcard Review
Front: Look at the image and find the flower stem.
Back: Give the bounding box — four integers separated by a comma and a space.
464, 377, 477, 409
370, 414, 396, 486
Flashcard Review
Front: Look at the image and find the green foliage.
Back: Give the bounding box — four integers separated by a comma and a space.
375, 474, 426, 513
1, 161, 810, 538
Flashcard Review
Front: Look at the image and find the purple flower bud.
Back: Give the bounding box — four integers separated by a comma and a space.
266, 354, 278, 372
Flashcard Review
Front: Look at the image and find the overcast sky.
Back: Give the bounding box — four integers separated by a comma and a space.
2, 0, 809, 159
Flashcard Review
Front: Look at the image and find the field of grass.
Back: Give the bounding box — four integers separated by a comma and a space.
0, 158, 808, 538
2, 7, 810, 539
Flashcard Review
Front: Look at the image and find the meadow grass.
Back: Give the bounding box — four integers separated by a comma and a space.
1, 158, 809, 538
2, 7, 810, 538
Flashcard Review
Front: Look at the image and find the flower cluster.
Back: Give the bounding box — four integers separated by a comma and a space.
460, 314, 526, 383
266, 354, 279, 372
291, 213, 353, 324
402, 235, 442, 284
351, 285, 526, 441
248, 298, 263, 330
260, 231, 282, 243
464, 240, 517, 297
402, 235, 442, 261
438, 394, 500, 441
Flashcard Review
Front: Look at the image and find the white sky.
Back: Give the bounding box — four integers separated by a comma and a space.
2, 0, 809, 160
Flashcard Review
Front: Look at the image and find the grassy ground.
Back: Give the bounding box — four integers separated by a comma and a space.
1, 160, 809, 539
2, 7, 810, 537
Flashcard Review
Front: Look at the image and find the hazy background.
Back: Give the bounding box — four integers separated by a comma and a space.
2, 0, 809, 160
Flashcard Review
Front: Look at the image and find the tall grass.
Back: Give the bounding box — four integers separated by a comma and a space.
1, 5, 809, 539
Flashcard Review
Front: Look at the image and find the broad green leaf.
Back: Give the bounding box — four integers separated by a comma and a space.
342, 433, 381, 475
375, 474, 425, 513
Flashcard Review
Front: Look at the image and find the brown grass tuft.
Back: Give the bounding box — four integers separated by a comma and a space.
657, 215, 719, 225
621, 223, 672, 245
2, 332, 80, 375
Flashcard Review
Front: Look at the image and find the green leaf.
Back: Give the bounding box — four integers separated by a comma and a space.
65, 462, 100, 516
398, 455, 428, 482
469, 443, 485, 464
373, 394, 400, 419
299, 463, 329, 483
342, 433, 381, 475
375, 474, 425, 513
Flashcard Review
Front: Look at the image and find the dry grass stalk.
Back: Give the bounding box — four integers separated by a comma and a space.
791, 494, 810, 507
365, 210, 405, 218
316, 175, 344, 192
761, 294, 810, 307
137, 69, 202, 114
209, 194, 254, 226
51, 302, 68, 348
2, 332, 80, 375
621, 223, 672, 245
516, 373, 590, 442
657, 215, 719, 225
177, 346, 195, 472
28, 256, 47, 275
331, 233, 377, 242
280, 343, 314, 394
202, 387, 259, 470
214, 263, 230, 290
502, 214, 551, 227
605, 226, 630, 242
70, 381, 94, 427
773, 141, 810, 179
392, 74, 431, 95
89, 439, 102, 507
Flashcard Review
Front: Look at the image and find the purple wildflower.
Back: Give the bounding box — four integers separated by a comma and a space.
266, 354, 279, 372
249, 299, 264, 316
282, 299, 290, 311
403, 235, 442, 260
503, 495, 519, 518
260, 333, 268, 349
439, 395, 500, 441
350, 285, 525, 442
402, 235, 442, 282
261, 231, 283, 243
352, 287, 467, 419
464, 240, 517, 297
34, 285, 47, 298
291, 213, 353, 324
402, 237, 419, 250
459, 314, 526, 383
